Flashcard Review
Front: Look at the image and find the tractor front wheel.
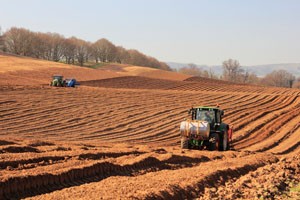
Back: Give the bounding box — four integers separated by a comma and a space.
181, 137, 189, 149
209, 133, 220, 151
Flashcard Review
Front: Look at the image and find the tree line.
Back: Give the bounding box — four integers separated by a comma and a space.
0, 27, 298, 88
0, 27, 170, 70
177, 59, 298, 88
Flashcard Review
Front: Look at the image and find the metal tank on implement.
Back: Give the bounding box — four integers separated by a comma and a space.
180, 120, 210, 140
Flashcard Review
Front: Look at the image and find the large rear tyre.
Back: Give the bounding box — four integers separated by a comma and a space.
209, 133, 220, 151
220, 131, 228, 151
181, 137, 189, 149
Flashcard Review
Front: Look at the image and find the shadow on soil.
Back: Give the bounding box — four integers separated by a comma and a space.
2, 154, 211, 199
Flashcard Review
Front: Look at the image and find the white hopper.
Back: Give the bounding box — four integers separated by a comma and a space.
180, 120, 210, 139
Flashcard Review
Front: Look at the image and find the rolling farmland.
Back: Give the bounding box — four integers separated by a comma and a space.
0, 54, 299, 199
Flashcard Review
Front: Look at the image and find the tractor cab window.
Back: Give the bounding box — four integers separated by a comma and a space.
196, 110, 215, 123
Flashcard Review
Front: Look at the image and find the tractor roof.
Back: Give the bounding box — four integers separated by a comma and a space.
192, 106, 220, 110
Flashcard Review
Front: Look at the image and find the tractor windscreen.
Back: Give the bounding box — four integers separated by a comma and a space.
53, 76, 63, 80
196, 110, 215, 123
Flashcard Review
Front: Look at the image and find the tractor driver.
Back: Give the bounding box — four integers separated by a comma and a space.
199, 111, 213, 122
204, 111, 212, 122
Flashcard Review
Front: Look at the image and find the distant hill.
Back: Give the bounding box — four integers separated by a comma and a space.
244, 64, 300, 77
0, 53, 190, 85
167, 62, 300, 77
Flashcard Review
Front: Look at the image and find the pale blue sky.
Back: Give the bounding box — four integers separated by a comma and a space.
1, 0, 300, 65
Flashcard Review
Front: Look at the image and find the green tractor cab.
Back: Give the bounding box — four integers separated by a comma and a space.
50, 75, 65, 87
180, 106, 233, 151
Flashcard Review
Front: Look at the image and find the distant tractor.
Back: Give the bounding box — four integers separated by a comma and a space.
50, 75, 77, 87
180, 106, 233, 151
50, 75, 65, 87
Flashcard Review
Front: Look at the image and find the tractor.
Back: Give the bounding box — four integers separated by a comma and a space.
50, 75, 65, 87
180, 106, 233, 151
50, 75, 77, 87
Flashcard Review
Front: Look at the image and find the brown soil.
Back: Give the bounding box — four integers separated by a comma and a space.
100, 64, 191, 81
0, 55, 299, 199
198, 155, 300, 200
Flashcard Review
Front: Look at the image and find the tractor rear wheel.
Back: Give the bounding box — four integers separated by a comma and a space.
209, 133, 220, 151
220, 131, 228, 151
181, 137, 189, 149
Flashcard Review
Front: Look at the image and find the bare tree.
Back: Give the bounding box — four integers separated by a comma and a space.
63, 38, 76, 64
0, 26, 4, 52
4, 27, 34, 56
246, 72, 259, 84
208, 67, 217, 79
115, 46, 130, 63
47, 33, 65, 62
261, 70, 295, 88
178, 63, 203, 76
91, 42, 100, 63
92, 39, 117, 62
222, 59, 244, 82
158, 61, 171, 71
294, 77, 300, 88
68, 37, 89, 66
121, 48, 171, 70
30, 32, 43, 58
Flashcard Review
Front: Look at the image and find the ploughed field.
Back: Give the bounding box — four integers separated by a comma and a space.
0, 54, 299, 199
